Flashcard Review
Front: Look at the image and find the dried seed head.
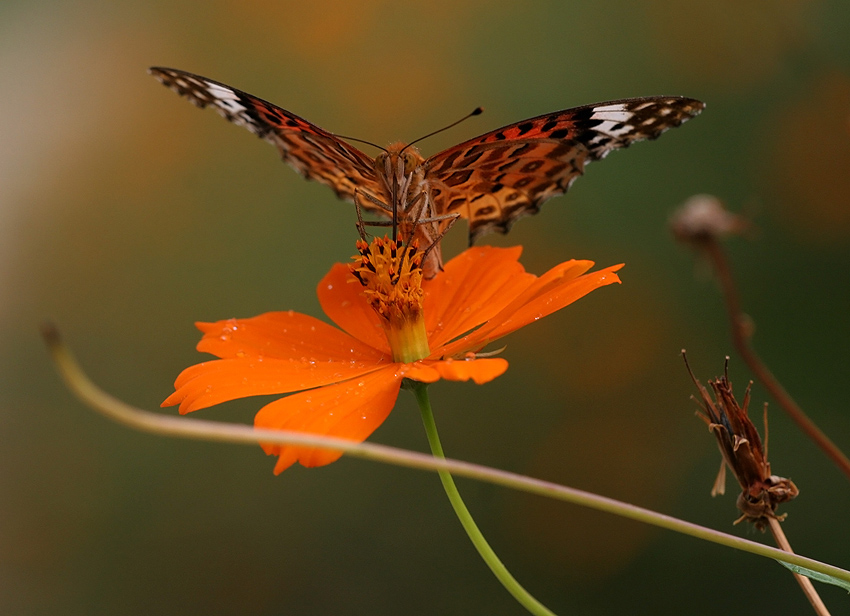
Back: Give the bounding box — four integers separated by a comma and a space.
670, 194, 749, 245
683, 352, 799, 530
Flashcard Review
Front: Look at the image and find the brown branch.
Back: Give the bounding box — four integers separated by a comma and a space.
670, 195, 850, 482
768, 517, 831, 616
702, 238, 850, 481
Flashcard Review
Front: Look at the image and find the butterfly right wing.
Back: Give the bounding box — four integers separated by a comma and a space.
422, 96, 705, 241
149, 67, 384, 206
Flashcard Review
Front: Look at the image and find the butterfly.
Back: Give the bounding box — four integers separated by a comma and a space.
150, 67, 704, 276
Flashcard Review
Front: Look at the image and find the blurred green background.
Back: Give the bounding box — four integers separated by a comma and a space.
3, 1, 850, 614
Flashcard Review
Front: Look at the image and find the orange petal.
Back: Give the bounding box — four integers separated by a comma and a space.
161, 357, 388, 414
399, 363, 442, 383
485, 263, 623, 342
317, 263, 391, 354
254, 365, 404, 473
424, 358, 509, 384
423, 246, 533, 349
195, 312, 384, 362
438, 262, 623, 358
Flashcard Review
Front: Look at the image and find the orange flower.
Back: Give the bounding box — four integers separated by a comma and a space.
163, 241, 622, 474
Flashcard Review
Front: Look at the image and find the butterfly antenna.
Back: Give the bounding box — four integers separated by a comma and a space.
401, 107, 483, 154
333, 134, 388, 153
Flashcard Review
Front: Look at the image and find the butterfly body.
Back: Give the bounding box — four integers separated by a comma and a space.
150, 67, 704, 276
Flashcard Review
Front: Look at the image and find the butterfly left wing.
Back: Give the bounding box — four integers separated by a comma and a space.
422, 96, 705, 241
149, 67, 385, 206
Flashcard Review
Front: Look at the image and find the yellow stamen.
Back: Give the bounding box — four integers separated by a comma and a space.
351, 237, 431, 363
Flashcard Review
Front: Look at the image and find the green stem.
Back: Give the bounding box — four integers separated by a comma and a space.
409, 381, 557, 616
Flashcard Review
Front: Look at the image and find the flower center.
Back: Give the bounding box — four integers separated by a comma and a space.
350, 236, 431, 363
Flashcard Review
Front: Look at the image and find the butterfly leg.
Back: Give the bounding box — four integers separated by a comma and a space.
355, 188, 393, 215
399, 190, 462, 278
354, 188, 394, 240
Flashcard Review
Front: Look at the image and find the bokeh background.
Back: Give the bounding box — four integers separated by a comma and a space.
3, 1, 850, 614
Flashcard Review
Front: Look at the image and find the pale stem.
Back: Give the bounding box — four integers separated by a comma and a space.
42, 325, 850, 591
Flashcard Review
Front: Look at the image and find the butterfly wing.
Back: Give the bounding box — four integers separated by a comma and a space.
422, 96, 705, 241
149, 67, 384, 205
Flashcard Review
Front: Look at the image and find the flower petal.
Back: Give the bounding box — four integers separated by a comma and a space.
254, 365, 404, 473
438, 261, 623, 358
423, 246, 533, 349
485, 263, 623, 341
317, 263, 391, 354
424, 358, 509, 384
398, 363, 442, 383
161, 357, 388, 414
195, 312, 385, 362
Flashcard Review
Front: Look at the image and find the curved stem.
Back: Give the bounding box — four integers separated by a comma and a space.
42, 325, 850, 588
408, 381, 556, 616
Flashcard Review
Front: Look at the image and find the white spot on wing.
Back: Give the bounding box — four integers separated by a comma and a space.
206, 82, 240, 100
588, 105, 631, 123
631, 101, 656, 111
593, 119, 634, 137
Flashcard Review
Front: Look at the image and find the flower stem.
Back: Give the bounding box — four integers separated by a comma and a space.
768, 517, 831, 616
43, 325, 850, 589
408, 381, 556, 616
700, 236, 850, 482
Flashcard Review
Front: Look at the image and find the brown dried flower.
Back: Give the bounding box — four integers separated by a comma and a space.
684, 353, 798, 530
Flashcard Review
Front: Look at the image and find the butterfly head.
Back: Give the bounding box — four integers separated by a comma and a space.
375, 142, 424, 177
